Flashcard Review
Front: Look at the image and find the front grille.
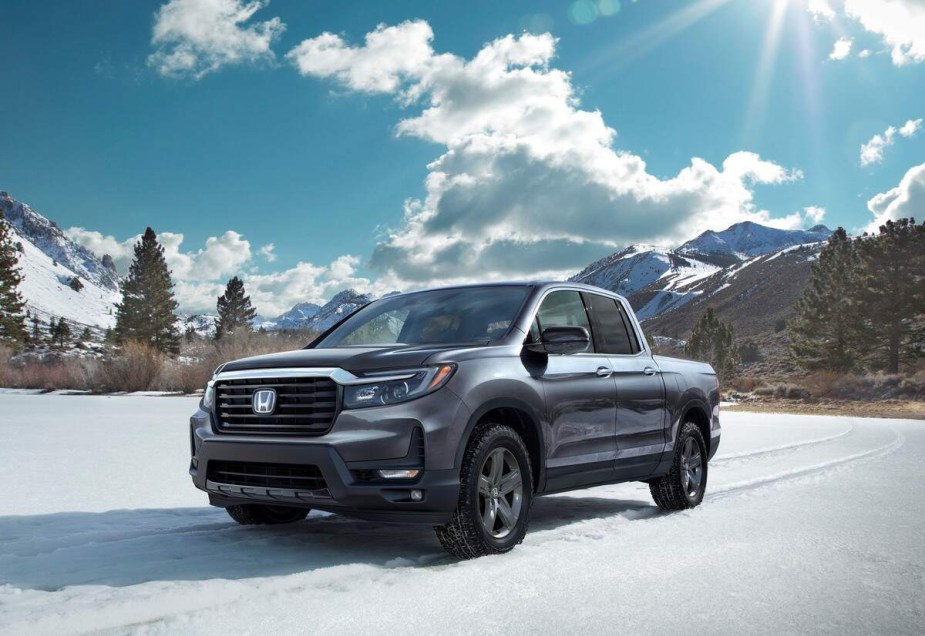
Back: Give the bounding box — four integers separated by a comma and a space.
208, 460, 328, 492
214, 376, 339, 435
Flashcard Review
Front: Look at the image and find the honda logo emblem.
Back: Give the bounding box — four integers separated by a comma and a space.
252, 388, 277, 415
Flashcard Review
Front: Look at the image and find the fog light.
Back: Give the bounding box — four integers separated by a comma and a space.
377, 469, 421, 480
410, 489, 423, 501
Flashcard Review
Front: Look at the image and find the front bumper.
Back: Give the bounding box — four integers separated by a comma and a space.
189, 389, 470, 524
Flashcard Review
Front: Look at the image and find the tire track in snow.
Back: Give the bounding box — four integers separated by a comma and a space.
708, 427, 904, 499
711, 423, 855, 465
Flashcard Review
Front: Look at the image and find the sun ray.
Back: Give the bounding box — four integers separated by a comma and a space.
742, 0, 790, 146
582, 0, 739, 75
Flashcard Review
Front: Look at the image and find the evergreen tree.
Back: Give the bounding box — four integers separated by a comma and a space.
215, 276, 257, 339
114, 227, 180, 354
855, 218, 925, 373
49, 317, 71, 348
789, 228, 865, 372
57, 319, 71, 348
685, 307, 739, 381
31, 315, 42, 343
81, 327, 93, 341
47, 317, 58, 345
0, 208, 28, 346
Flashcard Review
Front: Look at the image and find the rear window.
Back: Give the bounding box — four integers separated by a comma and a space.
584, 293, 639, 355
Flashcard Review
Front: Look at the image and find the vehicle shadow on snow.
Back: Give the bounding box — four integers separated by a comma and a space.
0, 495, 653, 591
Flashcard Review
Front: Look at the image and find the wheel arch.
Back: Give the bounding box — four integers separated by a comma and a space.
455, 398, 545, 493
679, 399, 712, 457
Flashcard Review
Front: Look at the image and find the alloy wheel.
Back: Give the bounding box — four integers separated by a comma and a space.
477, 447, 524, 539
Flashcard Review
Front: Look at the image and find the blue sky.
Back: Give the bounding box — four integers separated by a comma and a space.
1, 0, 923, 315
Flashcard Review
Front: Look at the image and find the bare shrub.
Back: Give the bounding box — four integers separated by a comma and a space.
726, 375, 760, 392
160, 358, 212, 394
754, 383, 810, 399
0, 345, 12, 386
804, 370, 843, 399
98, 341, 164, 392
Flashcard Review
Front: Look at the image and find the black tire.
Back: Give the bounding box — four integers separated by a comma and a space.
435, 424, 533, 559
649, 421, 708, 511
226, 503, 310, 525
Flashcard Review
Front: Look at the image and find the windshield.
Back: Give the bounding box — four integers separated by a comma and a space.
315, 286, 531, 348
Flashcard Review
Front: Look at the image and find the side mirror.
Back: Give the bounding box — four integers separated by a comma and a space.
528, 326, 590, 355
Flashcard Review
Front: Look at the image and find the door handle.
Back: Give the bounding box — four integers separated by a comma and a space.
596, 366, 613, 378
643, 367, 658, 376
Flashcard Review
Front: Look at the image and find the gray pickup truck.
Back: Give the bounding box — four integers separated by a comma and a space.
189, 282, 721, 558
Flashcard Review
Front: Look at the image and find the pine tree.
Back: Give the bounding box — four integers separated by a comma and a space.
685, 307, 739, 381
55, 319, 72, 348
47, 317, 58, 346
855, 218, 925, 373
81, 327, 92, 342
0, 208, 28, 346
789, 228, 865, 372
114, 227, 180, 354
31, 315, 42, 343
215, 276, 257, 339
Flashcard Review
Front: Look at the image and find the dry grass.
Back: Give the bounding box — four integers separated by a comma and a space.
0, 330, 318, 393
724, 399, 925, 420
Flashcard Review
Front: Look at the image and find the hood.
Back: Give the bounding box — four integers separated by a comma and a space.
218, 344, 467, 375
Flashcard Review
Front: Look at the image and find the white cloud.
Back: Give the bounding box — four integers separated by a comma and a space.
898, 118, 922, 137
863, 162, 925, 233
66, 227, 374, 316
807, 0, 836, 21
286, 21, 440, 94
803, 205, 827, 225
807, 0, 925, 66
860, 118, 922, 165
148, 0, 285, 79
259, 243, 277, 262
858, 48, 872, 58
829, 36, 853, 60
288, 21, 804, 287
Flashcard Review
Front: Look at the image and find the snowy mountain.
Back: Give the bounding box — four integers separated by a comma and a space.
258, 290, 373, 333
254, 301, 322, 331
640, 243, 823, 337
178, 314, 219, 338
571, 245, 721, 313
1, 192, 120, 330
1, 192, 119, 292
677, 221, 832, 264
572, 220, 832, 333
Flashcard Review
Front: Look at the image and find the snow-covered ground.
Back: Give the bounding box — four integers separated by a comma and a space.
0, 395, 922, 634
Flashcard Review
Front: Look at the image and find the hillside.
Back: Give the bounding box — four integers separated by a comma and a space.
571, 222, 831, 341
2, 192, 120, 331
641, 244, 821, 338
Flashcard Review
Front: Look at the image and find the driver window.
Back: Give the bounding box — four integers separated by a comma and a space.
535, 291, 592, 339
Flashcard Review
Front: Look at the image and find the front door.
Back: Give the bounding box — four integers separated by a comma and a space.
530, 290, 618, 491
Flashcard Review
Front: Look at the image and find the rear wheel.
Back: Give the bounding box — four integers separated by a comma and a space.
649, 421, 708, 511
226, 503, 310, 525
435, 424, 533, 559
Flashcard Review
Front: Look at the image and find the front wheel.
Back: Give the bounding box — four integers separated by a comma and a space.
226, 503, 310, 525
649, 421, 708, 510
435, 424, 533, 559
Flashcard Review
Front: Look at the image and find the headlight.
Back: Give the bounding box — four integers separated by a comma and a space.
202, 380, 216, 410
343, 364, 456, 409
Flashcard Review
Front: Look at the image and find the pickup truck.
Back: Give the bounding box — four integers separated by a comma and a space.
189, 282, 721, 558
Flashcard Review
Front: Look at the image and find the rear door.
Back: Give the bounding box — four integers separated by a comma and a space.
583, 293, 667, 479
530, 290, 618, 491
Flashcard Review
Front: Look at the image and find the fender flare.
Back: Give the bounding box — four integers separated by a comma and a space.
454, 396, 547, 490
676, 394, 713, 454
